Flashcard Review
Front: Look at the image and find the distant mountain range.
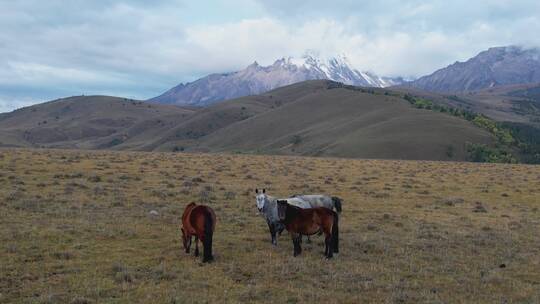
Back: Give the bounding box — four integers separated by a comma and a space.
149, 53, 403, 106
150, 46, 540, 107
409, 46, 540, 92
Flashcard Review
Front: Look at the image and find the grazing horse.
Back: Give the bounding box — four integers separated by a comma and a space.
255, 189, 311, 246
290, 194, 342, 213
181, 202, 216, 263
277, 200, 339, 258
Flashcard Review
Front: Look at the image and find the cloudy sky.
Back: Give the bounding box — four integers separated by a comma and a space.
1, 0, 539, 112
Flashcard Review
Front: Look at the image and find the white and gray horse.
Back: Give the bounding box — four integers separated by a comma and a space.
289, 194, 342, 213
255, 188, 311, 246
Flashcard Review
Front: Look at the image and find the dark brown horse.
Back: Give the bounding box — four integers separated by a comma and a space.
181, 202, 216, 263
277, 200, 339, 258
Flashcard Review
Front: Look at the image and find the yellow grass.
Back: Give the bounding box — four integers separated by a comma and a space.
0, 148, 539, 303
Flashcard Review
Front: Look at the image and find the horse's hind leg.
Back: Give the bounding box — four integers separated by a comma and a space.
325, 234, 333, 259
194, 237, 199, 257
324, 237, 330, 258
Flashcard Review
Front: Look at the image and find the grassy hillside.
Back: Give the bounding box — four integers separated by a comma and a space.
391, 84, 540, 163
0, 96, 194, 149
0, 81, 501, 161
148, 80, 342, 152
393, 83, 540, 127
0, 149, 539, 303
198, 84, 493, 160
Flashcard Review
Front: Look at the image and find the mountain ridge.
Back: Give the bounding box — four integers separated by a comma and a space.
149, 53, 401, 106
409, 45, 540, 92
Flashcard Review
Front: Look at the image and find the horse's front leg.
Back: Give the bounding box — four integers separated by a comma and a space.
277, 224, 284, 236
267, 221, 277, 246
186, 236, 192, 253
195, 238, 200, 256
292, 233, 302, 257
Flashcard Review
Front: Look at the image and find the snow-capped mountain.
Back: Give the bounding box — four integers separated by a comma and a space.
284, 54, 396, 87
150, 53, 401, 106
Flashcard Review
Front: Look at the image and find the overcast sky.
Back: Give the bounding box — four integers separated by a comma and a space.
1, 0, 540, 112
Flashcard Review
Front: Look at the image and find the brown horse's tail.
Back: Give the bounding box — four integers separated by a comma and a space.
332, 212, 339, 253
332, 196, 342, 213
203, 211, 214, 262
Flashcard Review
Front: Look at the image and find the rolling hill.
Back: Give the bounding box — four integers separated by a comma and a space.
189, 83, 494, 160
0, 80, 498, 161
0, 96, 195, 149
393, 82, 540, 127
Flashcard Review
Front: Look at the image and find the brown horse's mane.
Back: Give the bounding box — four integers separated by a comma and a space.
279, 201, 302, 224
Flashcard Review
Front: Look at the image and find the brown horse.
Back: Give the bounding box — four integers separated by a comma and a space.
181, 202, 216, 263
277, 200, 339, 258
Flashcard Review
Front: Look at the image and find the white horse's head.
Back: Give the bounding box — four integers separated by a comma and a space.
255, 188, 267, 212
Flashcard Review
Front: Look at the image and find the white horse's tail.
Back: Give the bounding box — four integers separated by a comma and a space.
331, 196, 342, 213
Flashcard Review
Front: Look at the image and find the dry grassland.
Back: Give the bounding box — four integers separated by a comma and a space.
0, 149, 539, 303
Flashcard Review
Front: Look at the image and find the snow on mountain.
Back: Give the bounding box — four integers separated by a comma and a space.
150, 53, 400, 106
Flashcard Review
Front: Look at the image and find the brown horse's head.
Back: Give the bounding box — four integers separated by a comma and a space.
277, 199, 288, 221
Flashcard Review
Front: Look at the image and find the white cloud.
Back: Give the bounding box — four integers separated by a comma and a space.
2, 62, 123, 85
0, 0, 539, 112
0, 95, 39, 113
179, 16, 540, 77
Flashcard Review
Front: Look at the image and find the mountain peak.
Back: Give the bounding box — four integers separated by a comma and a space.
149, 53, 400, 106
246, 61, 260, 70
284, 52, 351, 70
410, 45, 540, 92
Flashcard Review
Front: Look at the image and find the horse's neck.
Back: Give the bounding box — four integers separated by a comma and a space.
284, 205, 301, 223
183, 205, 198, 234
261, 196, 275, 215
264, 196, 277, 208
182, 204, 195, 222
